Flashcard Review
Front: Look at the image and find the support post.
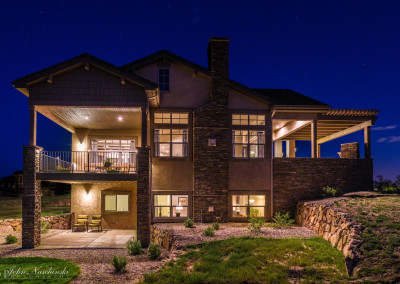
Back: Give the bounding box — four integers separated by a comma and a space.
29, 105, 37, 146
286, 140, 296, 158
137, 147, 150, 246
141, 107, 147, 147
22, 146, 42, 248
364, 126, 371, 158
274, 140, 283, 157
317, 144, 321, 158
311, 120, 318, 158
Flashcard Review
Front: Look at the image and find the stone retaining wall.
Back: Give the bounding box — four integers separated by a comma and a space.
295, 201, 363, 275
150, 225, 176, 250
0, 213, 71, 232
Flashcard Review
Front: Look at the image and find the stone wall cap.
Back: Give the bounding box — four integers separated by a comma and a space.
22, 145, 43, 149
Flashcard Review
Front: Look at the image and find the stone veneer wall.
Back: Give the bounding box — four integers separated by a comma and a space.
150, 225, 176, 250
137, 147, 151, 246
0, 214, 72, 232
193, 38, 230, 223
22, 146, 42, 248
296, 202, 363, 275
273, 158, 373, 216
339, 142, 360, 159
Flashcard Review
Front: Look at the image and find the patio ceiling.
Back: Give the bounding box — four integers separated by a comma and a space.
36, 106, 142, 133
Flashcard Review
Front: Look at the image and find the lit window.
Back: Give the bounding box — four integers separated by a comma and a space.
154, 112, 188, 124
154, 195, 188, 218
104, 193, 129, 212
233, 130, 265, 158
154, 129, 188, 157
159, 69, 170, 91
232, 114, 265, 126
232, 195, 265, 218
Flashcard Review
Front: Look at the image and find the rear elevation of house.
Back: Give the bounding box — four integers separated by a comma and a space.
12, 37, 378, 248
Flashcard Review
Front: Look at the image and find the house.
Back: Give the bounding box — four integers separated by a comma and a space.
12, 37, 378, 248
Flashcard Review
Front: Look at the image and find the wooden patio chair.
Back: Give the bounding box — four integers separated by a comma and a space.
72, 215, 88, 232
88, 215, 102, 232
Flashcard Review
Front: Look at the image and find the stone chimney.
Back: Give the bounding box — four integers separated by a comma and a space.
207, 37, 229, 105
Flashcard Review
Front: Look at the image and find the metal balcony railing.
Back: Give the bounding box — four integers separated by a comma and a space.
40, 151, 137, 173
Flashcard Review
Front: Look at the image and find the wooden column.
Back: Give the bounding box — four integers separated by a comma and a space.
29, 105, 37, 146
274, 140, 283, 157
311, 120, 318, 158
317, 144, 321, 158
141, 107, 147, 147
286, 140, 296, 157
364, 126, 371, 158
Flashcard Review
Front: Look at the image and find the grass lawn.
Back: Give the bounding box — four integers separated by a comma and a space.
333, 194, 400, 282
0, 257, 80, 283
0, 194, 70, 220
143, 236, 348, 284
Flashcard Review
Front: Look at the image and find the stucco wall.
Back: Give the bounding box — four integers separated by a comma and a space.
135, 63, 211, 109
151, 160, 193, 191
229, 88, 269, 110
71, 182, 137, 229
273, 158, 373, 216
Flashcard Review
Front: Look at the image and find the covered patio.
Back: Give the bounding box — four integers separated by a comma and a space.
35, 230, 136, 249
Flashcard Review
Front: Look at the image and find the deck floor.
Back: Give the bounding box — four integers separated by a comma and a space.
35, 229, 136, 249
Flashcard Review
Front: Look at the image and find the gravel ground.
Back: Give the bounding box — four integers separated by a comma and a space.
0, 224, 317, 283
154, 223, 317, 248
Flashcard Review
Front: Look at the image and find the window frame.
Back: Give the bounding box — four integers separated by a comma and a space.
101, 191, 131, 214
153, 128, 189, 158
232, 130, 266, 159
158, 68, 170, 91
152, 192, 192, 221
229, 193, 266, 220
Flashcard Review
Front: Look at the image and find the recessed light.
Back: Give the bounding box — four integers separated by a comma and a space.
118, 116, 123, 121
84, 116, 89, 120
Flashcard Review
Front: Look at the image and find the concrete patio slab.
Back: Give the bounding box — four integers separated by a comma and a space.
35, 230, 136, 249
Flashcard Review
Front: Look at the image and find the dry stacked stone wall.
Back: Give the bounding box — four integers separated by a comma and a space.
0, 214, 72, 232
339, 142, 360, 158
296, 201, 363, 275
150, 225, 176, 250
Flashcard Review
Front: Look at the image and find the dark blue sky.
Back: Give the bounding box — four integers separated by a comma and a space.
0, 1, 399, 179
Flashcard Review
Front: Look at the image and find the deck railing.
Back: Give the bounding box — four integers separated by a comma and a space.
40, 151, 137, 173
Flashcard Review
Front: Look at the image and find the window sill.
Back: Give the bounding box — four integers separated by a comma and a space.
153, 157, 190, 161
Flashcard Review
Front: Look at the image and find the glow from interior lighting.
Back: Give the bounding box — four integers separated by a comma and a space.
84, 116, 89, 120
176, 206, 183, 211
249, 199, 255, 204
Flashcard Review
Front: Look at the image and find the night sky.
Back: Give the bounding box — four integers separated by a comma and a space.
0, 1, 399, 180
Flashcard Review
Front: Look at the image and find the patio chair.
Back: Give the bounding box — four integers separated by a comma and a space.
88, 215, 102, 232
72, 215, 88, 232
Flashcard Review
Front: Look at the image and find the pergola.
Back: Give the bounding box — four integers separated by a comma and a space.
272, 106, 379, 158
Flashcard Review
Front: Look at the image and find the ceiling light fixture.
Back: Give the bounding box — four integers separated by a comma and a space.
118, 116, 123, 121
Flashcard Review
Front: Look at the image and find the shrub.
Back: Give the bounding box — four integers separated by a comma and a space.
5, 235, 18, 244
148, 243, 161, 260
382, 186, 400, 194
215, 217, 222, 223
212, 222, 220, 230
127, 239, 143, 255
203, 227, 215, 237
321, 186, 343, 197
183, 218, 194, 228
41, 221, 50, 234
111, 256, 127, 273
271, 212, 295, 228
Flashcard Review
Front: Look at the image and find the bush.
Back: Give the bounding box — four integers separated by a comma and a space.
148, 243, 161, 260
212, 222, 220, 230
5, 235, 18, 244
183, 218, 194, 228
215, 217, 222, 223
203, 227, 215, 237
321, 186, 343, 197
111, 256, 127, 273
41, 221, 50, 234
271, 212, 295, 228
127, 239, 143, 255
382, 186, 400, 194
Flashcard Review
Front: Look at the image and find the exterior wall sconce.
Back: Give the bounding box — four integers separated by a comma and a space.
208, 205, 214, 212
208, 138, 216, 146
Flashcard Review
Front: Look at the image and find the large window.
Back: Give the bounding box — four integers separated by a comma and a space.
232, 195, 265, 218
232, 114, 265, 126
159, 68, 170, 91
154, 129, 188, 157
154, 195, 188, 218
233, 130, 265, 158
91, 139, 135, 151
104, 193, 129, 212
154, 112, 188, 124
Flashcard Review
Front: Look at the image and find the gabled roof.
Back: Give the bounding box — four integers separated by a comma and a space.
12, 53, 158, 91
121, 50, 329, 107
252, 89, 329, 106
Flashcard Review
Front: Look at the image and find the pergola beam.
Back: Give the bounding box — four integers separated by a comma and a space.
273, 120, 311, 141
317, 120, 373, 144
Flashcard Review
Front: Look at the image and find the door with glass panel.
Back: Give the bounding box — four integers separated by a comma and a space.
90, 139, 136, 173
